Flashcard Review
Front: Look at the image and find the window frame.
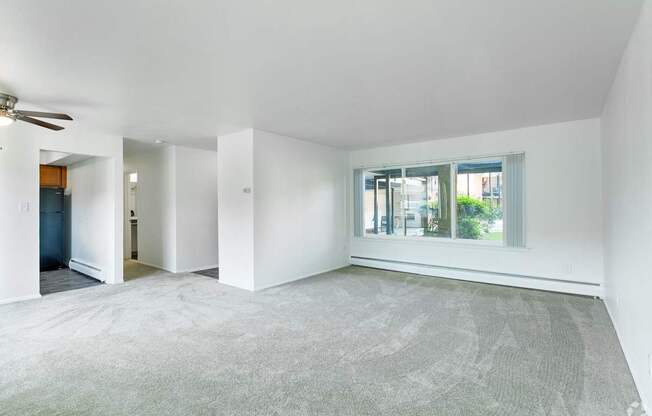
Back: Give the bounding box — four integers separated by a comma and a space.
358, 155, 508, 247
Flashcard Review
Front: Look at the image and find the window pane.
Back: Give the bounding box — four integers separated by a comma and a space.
364, 169, 402, 236
404, 164, 451, 238
456, 160, 503, 241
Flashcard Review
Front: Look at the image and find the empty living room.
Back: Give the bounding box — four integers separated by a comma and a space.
1, 1, 651, 415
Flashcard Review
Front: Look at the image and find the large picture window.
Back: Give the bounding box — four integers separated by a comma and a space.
364, 165, 452, 237
354, 154, 524, 247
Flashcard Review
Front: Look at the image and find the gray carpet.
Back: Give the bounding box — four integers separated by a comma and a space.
0, 266, 642, 415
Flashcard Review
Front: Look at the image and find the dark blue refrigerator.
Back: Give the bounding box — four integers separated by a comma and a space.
40, 188, 65, 271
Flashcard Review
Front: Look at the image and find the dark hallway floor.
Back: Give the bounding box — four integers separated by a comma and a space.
193, 267, 219, 280
40, 267, 102, 295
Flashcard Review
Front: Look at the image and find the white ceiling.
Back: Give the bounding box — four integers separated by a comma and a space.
123, 138, 166, 157
39, 150, 95, 166
0, 0, 643, 149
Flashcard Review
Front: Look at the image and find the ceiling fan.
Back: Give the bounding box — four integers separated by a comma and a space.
0, 93, 73, 131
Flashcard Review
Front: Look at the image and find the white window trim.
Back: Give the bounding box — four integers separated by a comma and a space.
353, 234, 529, 252
358, 155, 510, 248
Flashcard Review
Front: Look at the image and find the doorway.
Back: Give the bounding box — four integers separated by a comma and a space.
127, 172, 138, 260
38, 151, 105, 295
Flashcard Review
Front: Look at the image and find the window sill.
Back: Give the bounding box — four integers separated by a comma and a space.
354, 234, 530, 252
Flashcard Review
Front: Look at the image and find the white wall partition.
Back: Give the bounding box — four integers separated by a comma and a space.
217, 129, 255, 290
253, 130, 348, 290
217, 129, 348, 291
601, 0, 652, 408
175, 146, 218, 272
350, 119, 604, 296
67, 157, 114, 281
0, 123, 123, 304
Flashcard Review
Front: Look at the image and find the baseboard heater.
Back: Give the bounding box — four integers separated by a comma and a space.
69, 258, 104, 282
350, 256, 602, 297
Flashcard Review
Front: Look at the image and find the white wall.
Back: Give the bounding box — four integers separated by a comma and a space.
350, 119, 604, 295
0, 123, 123, 304
67, 156, 114, 279
40, 150, 70, 165
601, 0, 652, 408
217, 129, 255, 290
175, 146, 219, 272
217, 129, 348, 291
124, 145, 177, 271
253, 130, 348, 289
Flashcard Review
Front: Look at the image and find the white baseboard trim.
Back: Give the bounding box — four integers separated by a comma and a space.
69, 258, 104, 282
253, 264, 350, 291
218, 279, 255, 292
176, 264, 219, 274
350, 257, 603, 297
0, 293, 42, 305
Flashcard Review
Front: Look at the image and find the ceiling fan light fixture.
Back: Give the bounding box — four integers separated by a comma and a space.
0, 92, 72, 131
0, 111, 15, 126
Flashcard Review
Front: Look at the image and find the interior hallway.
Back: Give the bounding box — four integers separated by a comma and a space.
123, 260, 162, 282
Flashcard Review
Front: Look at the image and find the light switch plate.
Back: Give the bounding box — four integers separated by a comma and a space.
19, 201, 30, 213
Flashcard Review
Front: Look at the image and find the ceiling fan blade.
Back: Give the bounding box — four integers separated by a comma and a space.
15, 114, 65, 131
15, 110, 73, 120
